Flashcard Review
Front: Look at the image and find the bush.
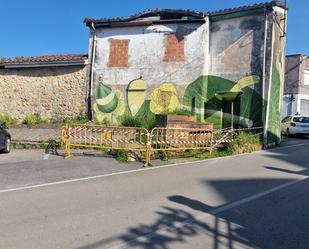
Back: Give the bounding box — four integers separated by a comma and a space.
141, 116, 156, 131
23, 113, 50, 125
228, 132, 261, 154
0, 114, 18, 126
121, 115, 142, 127
114, 150, 129, 163
171, 108, 194, 116
157, 151, 171, 161
63, 115, 89, 124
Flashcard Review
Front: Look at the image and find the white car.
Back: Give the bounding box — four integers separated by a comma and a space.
281, 115, 309, 137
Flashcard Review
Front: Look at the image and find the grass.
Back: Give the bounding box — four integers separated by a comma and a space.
228, 131, 262, 154
62, 115, 89, 124
171, 108, 194, 116
113, 150, 129, 163
23, 113, 50, 125
0, 113, 19, 126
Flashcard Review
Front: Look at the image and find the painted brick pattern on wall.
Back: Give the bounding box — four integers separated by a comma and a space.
163, 35, 185, 62
108, 39, 129, 68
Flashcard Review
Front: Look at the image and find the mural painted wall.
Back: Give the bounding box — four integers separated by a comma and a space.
89, 7, 286, 141
265, 9, 286, 145
91, 22, 207, 126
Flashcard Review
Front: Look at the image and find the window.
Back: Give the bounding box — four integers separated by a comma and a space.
293, 116, 309, 123
300, 99, 309, 115
281, 116, 291, 123
304, 69, 309, 86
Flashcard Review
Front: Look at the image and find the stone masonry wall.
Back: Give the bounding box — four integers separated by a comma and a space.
0, 65, 88, 121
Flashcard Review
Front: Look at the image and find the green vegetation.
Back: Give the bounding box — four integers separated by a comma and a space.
62, 115, 89, 124
121, 115, 142, 127
121, 115, 155, 131
141, 116, 156, 131
228, 132, 261, 154
0, 114, 18, 126
113, 150, 129, 163
153, 132, 261, 163
171, 108, 194, 116
23, 113, 50, 125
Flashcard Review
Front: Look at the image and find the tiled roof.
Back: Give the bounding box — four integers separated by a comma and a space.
84, 1, 287, 26
0, 54, 88, 64
207, 1, 287, 16
84, 9, 204, 26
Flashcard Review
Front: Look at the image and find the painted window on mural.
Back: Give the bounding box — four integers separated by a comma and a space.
304, 69, 309, 86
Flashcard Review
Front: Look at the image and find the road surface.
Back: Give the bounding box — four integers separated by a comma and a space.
1, 138, 309, 249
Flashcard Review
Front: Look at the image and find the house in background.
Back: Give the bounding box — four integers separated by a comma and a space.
84, 1, 287, 146
283, 54, 309, 117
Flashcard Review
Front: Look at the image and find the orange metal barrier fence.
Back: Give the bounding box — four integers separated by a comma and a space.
61, 124, 264, 166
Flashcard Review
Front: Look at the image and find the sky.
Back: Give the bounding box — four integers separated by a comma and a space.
1, 0, 308, 58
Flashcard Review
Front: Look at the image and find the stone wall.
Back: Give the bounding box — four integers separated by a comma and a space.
0, 65, 88, 121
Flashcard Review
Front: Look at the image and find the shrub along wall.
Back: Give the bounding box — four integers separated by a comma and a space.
0, 65, 88, 121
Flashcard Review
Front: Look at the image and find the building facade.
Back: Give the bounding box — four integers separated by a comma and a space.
85, 1, 287, 145
283, 54, 309, 117
0, 54, 88, 120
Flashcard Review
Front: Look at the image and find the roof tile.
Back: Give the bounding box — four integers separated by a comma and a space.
0, 54, 88, 64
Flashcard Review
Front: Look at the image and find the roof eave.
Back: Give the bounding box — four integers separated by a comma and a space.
0, 60, 88, 69
85, 19, 205, 28
207, 1, 288, 17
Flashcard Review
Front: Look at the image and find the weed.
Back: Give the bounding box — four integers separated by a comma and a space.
228, 132, 261, 154
0, 114, 18, 126
23, 113, 50, 125
121, 115, 142, 127
157, 151, 171, 161
113, 150, 129, 163
63, 114, 89, 124
171, 108, 194, 116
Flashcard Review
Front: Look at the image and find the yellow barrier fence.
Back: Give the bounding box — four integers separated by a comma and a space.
61, 124, 149, 163
61, 124, 264, 166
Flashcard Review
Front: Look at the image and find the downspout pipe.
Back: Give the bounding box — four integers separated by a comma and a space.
88, 22, 96, 120
262, 7, 268, 125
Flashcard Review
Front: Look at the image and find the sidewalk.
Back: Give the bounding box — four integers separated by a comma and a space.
9, 125, 59, 142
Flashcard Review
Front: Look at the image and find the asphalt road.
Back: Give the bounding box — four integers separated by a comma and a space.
1, 138, 309, 249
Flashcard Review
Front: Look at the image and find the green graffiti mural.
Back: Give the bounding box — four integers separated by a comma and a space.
266, 65, 281, 144
266, 51, 284, 145
149, 83, 179, 114
93, 75, 264, 130
183, 75, 262, 128
93, 81, 125, 124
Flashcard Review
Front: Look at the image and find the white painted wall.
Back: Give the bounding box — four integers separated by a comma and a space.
282, 93, 309, 117
92, 22, 208, 92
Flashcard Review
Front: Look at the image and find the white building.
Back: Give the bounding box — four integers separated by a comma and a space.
283, 54, 309, 117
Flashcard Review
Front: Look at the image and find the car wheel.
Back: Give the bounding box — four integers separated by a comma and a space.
286, 128, 292, 138
3, 136, 11, 153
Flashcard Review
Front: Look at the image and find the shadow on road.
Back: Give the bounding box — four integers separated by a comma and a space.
77, 178, 309, 249
77, 139, 309, 249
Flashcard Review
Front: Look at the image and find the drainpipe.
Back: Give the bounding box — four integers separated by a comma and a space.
262, 7, 268, 144
88, 22, 96, 120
